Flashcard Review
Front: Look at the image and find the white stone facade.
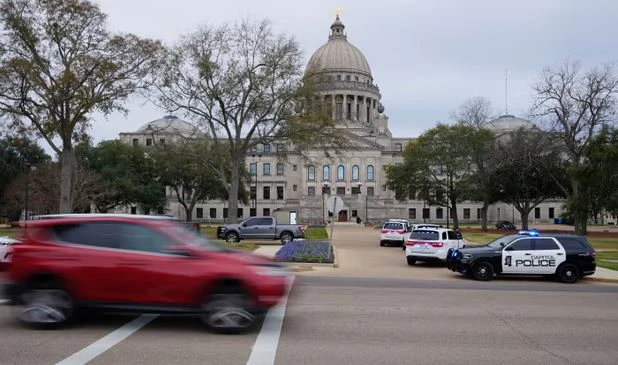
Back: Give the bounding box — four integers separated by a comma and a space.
116, 16, 565, 226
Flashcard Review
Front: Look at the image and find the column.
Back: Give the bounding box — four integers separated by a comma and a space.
353, 95, 358, 122
331, 94, 336, 120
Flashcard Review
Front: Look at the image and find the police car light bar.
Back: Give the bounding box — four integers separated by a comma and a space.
518, 230, 540, 236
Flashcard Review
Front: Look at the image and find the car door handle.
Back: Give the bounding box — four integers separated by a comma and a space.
557, 253, 564, 255
525, 253, 531, 255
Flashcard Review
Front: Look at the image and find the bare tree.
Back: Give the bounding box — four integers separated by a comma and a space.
451, 96, 493, 128
152, 19, 342, 223
532, 61, 618, 234
0, 0, 162, 213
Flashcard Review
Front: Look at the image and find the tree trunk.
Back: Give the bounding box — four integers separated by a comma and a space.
519, 208, 531, 230
571, 179, 588, 235
227, 158, 241, 223
451, 200, 460, 229
59, 147, 77, 213
480, 199, 489, 232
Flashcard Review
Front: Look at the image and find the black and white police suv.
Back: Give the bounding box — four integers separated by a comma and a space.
446, 230, 596, 283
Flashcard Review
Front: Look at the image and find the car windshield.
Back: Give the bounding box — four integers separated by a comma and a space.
383, 222, 404, 230
486, 235, 519, 248
167, 224, 226, 252
409, 230, 439, 240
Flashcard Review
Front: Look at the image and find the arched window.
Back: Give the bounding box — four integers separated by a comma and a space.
308, 165, 316, 181
337, 165, 345, 180
352, 165, 359, 181
323, 165, 330, 181
367, 165, 375, 181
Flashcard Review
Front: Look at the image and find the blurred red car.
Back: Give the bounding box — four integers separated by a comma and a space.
3, 215, 290, 333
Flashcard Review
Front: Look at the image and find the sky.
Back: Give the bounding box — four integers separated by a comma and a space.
78, 0, 618, 146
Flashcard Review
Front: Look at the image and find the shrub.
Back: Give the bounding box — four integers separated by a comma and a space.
304, 226, 329, 240
275, 241, 333, 263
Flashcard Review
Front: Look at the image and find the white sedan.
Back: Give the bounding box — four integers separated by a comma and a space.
0, 236, 19, 269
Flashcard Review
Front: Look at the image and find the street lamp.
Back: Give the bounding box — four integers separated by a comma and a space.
322, 182, 330, 224
251, 153, 262, 216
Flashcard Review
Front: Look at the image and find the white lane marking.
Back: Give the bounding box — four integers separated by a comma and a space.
55, 314, 159, 365
246, 276, 295, 365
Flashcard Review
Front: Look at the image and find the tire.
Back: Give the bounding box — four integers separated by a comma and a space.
472, 261, 494, 281
280, 232, 293, 244
556, 263, 580, 284
201, 287, 255, 334
380, 241, 385, 247
20, 281, 74, 328
407, 256, 416, 266
225, 232, 240, 243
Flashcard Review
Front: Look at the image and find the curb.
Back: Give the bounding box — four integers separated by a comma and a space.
586, 277, 618, 284
280, 244, 339, 270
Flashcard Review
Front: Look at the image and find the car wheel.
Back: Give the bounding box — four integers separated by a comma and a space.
556, 263, 580, 284
201, 288, 255, 334
472, 261, 494, 281
406, 256, 416, 266
225, 232, 239, 243
280, 232, 293, 244
380, 241, 385, 247
20, 282, 74, 328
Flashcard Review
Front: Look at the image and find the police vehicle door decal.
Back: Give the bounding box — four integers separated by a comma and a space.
530, 238, 565, 274
502, 238, 534, 274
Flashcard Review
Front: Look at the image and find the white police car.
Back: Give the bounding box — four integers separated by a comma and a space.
446, 230, 596, 283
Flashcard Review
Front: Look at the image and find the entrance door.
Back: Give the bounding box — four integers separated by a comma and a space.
338, 210, 348, 222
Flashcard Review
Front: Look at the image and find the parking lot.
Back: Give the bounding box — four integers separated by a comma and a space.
2, 225, 618, 365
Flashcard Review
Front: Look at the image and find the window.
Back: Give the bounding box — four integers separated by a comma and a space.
352, 165, 359, 181
130, 207, 137, 215
507, 239, 533, 251
293, 184, 297, 192
337, 165, 345, 180
336, 187, 345, 195
367, 165, 375, 181
549, 207, 555, 219
276, 163, 284, 175
447, 231, 459, 240
367, 187, 375, 196
346, 75, 350, 81
534, 239, 559, 250
237, 208, 243, 218
263, 186, 270, 200
250, 208, 256, 217
351, 186, 361, 194
336, 103, 343, 119
322, 185, 330, 195
53, 222, 118, 248
323, 165, 330, 181
196, 208, 203, 219
209, 208, 216, 219
293, 164, 297, 171
132, 139, 138, 146
308, 186, 316, 196
463, 208, 470, 220
146, 138, 152, 146
535, 207, 541, 219
408, 208, 416, 220
346, 103, 351, 119
436, 208, 443, 219
250, 186, 257, 200
352, 210, 358, 217
276, 144, 284, 153
423, 208, 430, 219
308, 165, 316, 181
263, 163, 271, 175
557, 237, 588, 251
118, 223, 172, 253
337, 75, 341, 81
250, 163, 257, 176
249, 146, 258, 154
263, 208, 270, 216
223, 208, 228, 219
277, 186, 284, 200
395, 143, 402, 152
263, 144, 271, 153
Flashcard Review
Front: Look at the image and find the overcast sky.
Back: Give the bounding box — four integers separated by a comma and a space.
85, 0, 618, 145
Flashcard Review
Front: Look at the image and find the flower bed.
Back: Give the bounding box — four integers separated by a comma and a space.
274, 240, 334, 263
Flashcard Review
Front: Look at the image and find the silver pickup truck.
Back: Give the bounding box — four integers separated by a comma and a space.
217, 217, 305, 243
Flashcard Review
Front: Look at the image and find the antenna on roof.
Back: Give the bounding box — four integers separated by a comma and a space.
504, 69, 508, 115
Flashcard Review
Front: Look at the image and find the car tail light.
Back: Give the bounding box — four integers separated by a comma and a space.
299, 226, 305, 233
431, 242, 444, 248
406, 241, 417, 246
396, 230, 405, 234
381, 229, 388, 233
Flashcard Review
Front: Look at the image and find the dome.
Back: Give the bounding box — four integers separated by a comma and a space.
135, 115, 197, 135
487, 114, 535, 132
305, 15, 372, 78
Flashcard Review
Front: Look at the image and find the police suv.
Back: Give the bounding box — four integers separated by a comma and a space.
446, 231, 596, 283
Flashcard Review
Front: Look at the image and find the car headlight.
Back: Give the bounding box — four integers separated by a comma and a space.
253, 265, 290, 277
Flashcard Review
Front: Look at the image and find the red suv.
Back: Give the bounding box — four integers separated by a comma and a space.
3, 215, 290, 333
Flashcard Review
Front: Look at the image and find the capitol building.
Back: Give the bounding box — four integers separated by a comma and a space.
119, 16, 565, 225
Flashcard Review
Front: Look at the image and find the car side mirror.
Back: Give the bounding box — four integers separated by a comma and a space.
505, 246, 513, 251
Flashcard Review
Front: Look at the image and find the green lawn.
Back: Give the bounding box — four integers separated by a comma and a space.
596, 252, 618, 271
0, 228, 20, 238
